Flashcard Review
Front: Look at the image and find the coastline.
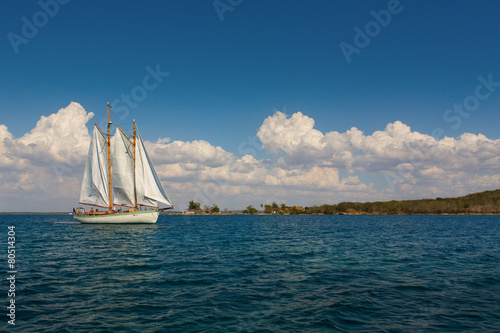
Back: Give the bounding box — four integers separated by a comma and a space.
2, 212, 500, 216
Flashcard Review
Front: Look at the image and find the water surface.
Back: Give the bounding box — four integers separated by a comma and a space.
1, 214, 499, 332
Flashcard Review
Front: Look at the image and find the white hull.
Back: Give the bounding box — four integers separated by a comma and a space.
74, 209, 159, 224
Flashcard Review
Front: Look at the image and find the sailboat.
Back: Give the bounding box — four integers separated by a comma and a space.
73, 103, 173, 223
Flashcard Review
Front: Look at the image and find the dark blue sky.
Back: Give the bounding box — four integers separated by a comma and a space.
2, 0, 500, 151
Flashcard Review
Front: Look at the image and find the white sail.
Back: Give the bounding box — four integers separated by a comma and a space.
74, 103, 174, 224
79, 125, 109, 207
112, 127, 135, 207
135, 129, 173, 207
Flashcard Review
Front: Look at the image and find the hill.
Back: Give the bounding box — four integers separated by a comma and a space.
305, 189, 500, 215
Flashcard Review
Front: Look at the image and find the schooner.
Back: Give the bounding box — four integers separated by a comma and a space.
73, 103, 173, 223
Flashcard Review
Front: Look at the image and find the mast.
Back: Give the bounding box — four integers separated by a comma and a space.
133, 119, 138, 210
107, 102, 113, 212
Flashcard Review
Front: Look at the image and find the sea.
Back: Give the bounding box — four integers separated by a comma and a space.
0, 214, 499, 332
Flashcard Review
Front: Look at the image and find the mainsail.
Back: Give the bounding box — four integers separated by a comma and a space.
79, 125, 110, 207
112, 127, 135, 207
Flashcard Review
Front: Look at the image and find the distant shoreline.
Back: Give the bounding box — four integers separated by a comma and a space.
3, 189, 499, 216
1, 212, 499, 216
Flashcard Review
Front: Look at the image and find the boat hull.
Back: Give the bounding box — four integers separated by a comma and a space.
73, 209, 159, 224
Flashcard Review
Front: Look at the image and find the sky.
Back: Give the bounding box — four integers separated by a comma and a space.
1, 0, 500, 211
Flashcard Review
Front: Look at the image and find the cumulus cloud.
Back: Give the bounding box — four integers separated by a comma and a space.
7, 102, 93, 166
257, 111, 500, 175
256, 110, 500, 202
146, 139, 234, 167
257, 111, 324, 154
2, 104, 500, 211
0, 125, 15, 168
0, 102, 93, 210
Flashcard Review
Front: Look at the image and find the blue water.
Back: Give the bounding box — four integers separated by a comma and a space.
0, 214, 499, 332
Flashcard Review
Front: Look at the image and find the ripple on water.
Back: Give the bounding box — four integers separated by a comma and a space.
0, 214, 499, 331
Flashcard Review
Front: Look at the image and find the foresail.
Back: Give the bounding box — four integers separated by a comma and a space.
79, 125, 109, 207
135, 129, 173, 207
112, 127, 135, 207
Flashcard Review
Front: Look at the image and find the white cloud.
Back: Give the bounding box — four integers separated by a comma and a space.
147, 139, 234, 167
7, 102, 92, 166
257, 111, 500, 174
257, 111, 325, 154
0, 125, 15, 168
1, 105, 499, 211
255, 110, 500, 202
0, 102, 93, 211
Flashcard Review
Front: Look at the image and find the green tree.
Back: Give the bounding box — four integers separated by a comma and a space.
243, 205, 258, 214
188, 200, 201, 211
211, 204, 220, 213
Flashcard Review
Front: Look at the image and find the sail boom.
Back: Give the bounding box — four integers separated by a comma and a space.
139, 204, 160, 208
78, 202, 110, 209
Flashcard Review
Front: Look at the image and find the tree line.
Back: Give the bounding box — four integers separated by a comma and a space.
186, 189, 500, 215
188, 200, 220, 214
304, 189, 500, 214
